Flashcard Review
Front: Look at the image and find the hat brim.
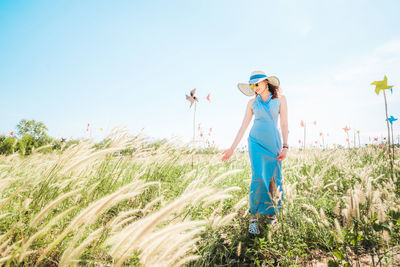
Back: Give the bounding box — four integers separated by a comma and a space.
266, 76, 280, 87
237, 75, 280, 97
237, 83, 255, 96
249, 77, 268, 85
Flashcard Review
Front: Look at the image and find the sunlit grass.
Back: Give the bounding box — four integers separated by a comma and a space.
0, 128, 399, 266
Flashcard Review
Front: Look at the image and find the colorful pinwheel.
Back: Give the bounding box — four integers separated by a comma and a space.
371, 75, 393, 95
371, 75, 394, 177
186, 88, 199, 108
300, 120, 306, 149
206, 93, 211, 102
343, 126, 350, 148
387, 115, 398, 125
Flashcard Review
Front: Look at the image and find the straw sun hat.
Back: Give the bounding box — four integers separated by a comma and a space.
237, 70, 280, 96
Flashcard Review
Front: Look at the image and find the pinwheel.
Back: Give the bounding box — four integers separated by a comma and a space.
319, 132, 325, 148
300, 120, 306, 150
186, 88, 199, 108
343, 126, 350, 148
386, 115, 398, 158
298, 139, 301, 144
313, 121, 317, 126
387, 115, 398, 125
206, 93, 211, 102
374, 137, 378, 142
10, 131, 13, 136
371, 75, 394, 177
86, 123, 90, 132
100, 128, 103, 132
186, 88, 200, 169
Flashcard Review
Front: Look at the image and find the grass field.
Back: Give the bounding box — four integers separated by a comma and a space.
0, 128, 399, 266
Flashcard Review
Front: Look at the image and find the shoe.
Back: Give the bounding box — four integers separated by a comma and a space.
267, 215, 277, 224
249, 219, 260, 235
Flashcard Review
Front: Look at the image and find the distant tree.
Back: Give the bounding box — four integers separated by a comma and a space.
16, 119, 51, 147
16, 119, 48, 139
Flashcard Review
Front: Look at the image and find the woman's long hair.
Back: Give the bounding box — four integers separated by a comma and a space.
255, 79, 281, 99
267, 79, 281, 99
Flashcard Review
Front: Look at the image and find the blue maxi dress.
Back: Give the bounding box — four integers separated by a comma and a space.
248, 93, 283, 215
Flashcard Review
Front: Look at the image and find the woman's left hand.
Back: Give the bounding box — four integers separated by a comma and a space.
276, 148, 287, 162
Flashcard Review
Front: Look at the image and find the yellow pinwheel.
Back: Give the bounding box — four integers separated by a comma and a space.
371, 75, 393, 95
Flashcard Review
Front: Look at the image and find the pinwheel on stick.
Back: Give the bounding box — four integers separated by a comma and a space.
386, 115, 398, 164
343, 126, 350, 148
300, 120, 306, 150
371, 75, 394, 178
186, 88, 200, 168
319, 132, 325, 149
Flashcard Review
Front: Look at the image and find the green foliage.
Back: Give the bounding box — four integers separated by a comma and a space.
0, 136, 17, 155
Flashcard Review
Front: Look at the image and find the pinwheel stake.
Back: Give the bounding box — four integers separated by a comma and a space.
371, 76, 394, 179
343, 126, 350, 148
387, 115, 398, 165
357, 130, 361, 147
186, 88, 199, 169
300, 120, 306, 150
319, 132, 325, 149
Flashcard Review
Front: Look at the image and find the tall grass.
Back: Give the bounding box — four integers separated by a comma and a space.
0, 129, 399, 266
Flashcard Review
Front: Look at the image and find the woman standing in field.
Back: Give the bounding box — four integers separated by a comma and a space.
221, 70, 289, 235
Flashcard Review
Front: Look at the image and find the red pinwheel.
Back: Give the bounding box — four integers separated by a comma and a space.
10, 131, 13, 136
206, 93, 211, 102
374, 137, 378, 141
300, 120, 304, 127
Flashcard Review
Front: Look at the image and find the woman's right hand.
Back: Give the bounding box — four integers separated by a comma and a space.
221, 148, 234, 162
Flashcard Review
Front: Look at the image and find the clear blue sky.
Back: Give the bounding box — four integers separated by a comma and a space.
1, 0, 400, 149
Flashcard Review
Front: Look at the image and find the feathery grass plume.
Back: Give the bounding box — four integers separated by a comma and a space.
141, 196, 164, 215
36, 179, 154, 265
302, 215, 314, 224
163, 236, 202, 266
237, 241, 242, 257
18, 207, 76, 263
147, 227, 204, 262
173, 255, 202, 267
217, 211, 238, 226
30, 188, 81, 228
319, 208, 330, 227
0, 178, 15, 191
0, 237, 11, 253
211, 169, 244, 184
58, 226, 105, 267
233, 196, 248, 212
107, 187, 216, 266
377, 204, 387, 222
202, 194, 233, 207
382, 230, 390, 244
138, 221, 205, 262
333, 201, 341, 216
301, 203, 319, 216
110, 209, 141, 232
0, 181, 31, 209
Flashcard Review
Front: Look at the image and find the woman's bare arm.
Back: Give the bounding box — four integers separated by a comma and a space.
279, 95, 288, 146
230, 98, 255, 150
